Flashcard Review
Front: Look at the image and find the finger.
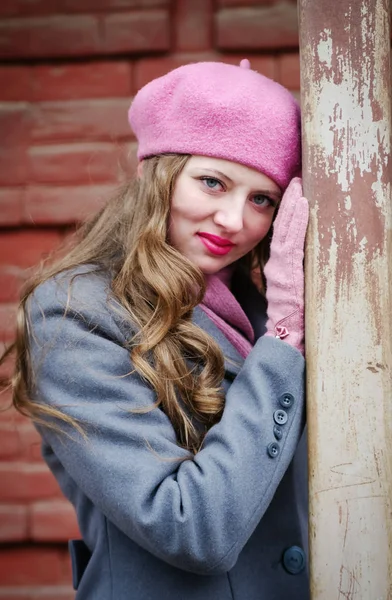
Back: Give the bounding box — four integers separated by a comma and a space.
285, 195, 309, 250
272, 178, 304, 244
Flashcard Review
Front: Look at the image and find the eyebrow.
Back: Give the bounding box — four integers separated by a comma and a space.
201, 168, 235, 183
193, 168, 282, 200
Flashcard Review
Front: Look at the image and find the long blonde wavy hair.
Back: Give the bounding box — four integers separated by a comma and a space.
1, 154, 271, 453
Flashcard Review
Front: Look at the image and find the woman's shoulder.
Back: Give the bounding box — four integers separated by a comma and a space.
30, 264, 112, 313
28, 264, 133, 337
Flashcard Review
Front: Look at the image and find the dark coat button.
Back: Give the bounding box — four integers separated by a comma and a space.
279, 393, 294, 409
273, 409, 288, 425
282, 546, 306, 575
273, 425, 283, 440
267, 442, 280, 458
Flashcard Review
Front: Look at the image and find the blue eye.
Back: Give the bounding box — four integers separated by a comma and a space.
201, 177, 223, 190
252, 194, 276, 208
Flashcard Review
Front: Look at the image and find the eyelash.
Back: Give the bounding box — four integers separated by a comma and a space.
199, 177, 277, 209
200, 176, 224, 191
252, 194, 277, 209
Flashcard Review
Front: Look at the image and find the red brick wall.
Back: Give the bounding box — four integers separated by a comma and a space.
0, 1, 300, 597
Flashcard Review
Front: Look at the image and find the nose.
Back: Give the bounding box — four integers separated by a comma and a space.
213, 197, 244, 233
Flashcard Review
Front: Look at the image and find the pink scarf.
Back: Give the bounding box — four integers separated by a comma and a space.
200, 270, 254, 359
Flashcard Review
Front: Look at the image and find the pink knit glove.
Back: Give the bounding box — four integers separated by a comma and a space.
264, 177, 309, 355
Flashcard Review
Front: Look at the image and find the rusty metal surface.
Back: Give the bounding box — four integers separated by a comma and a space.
299, 0, 392, 597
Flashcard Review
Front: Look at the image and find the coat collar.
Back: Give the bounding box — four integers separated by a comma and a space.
192, 306, 244, 380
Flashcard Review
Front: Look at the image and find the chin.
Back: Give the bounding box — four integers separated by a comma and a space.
197, 259, 232, 275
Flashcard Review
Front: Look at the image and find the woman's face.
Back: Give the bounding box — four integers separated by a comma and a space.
168, 156, 281, 275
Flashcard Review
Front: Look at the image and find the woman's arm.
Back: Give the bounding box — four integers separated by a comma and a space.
28, 271, 305, 575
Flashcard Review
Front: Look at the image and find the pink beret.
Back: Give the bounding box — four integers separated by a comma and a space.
128, 61, 301, 190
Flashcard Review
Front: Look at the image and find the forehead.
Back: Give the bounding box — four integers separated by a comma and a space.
185, 155, 280, 193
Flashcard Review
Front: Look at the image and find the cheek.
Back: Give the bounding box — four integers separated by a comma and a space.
244, 214, 273, 248
170, 189, 211, 223
169, 187, 209, 246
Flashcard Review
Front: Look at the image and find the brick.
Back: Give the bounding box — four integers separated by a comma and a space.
24, 184, 118, 225
0, 105, 30, 185
0, 504, 28, 541
28, 142, 132, 185
0, 462, 63, 501
0, 304, 17, 343
134, 53, 276, 90
32, 62, 133, 102
0, 230, 62, 268
0, 421, 23, 458
0, 0, 57, 17
219, 54, 277, 79
102, 10, 170, 54
0, 388, 12, 414
0, 149, 29, 186
0, 420, 41, 460
64, 0, 170, 9
28, 437, 45, 461
0, 345, 15, 385
0, 266, 26, 302
278, 52, 300, 89
0, 403, 29, 425
30, 499, 80, 541
0, 16, 100, 60
216, 5, 299, 50
0, 396, 14, 422
30, 99, 132, 143
175, 0, 213, 52
0, 189, 25, 226
0, 20, 31, 59
0, 67, 32, 101
217, 0, 283, 5
0, 586, 75, 600
0, 546, 71, 586
0, 104, 30, 144
0, 0, 170, 16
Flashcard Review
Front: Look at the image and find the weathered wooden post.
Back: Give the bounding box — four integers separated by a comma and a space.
298, 0, 392, 597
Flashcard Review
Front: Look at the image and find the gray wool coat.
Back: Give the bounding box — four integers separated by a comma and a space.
28, 266, 309, 600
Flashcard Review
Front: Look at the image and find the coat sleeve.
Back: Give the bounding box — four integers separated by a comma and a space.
27, 272, 305, 575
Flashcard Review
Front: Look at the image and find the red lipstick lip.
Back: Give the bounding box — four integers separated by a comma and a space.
198, 232, 235, 247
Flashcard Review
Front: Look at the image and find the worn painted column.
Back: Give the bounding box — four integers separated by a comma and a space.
298, 0, 392, 597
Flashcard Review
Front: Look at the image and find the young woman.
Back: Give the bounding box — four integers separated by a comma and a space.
4, 60, 309, 599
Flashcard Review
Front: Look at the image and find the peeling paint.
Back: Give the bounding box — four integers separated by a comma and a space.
317, 30, 333, 67
299, 0, 392, 597
301, 0, 390, 296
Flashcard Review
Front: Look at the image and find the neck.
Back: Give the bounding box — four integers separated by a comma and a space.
205, 265, 234, 288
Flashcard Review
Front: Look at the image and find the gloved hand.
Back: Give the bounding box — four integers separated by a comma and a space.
264, 177, 309, 355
